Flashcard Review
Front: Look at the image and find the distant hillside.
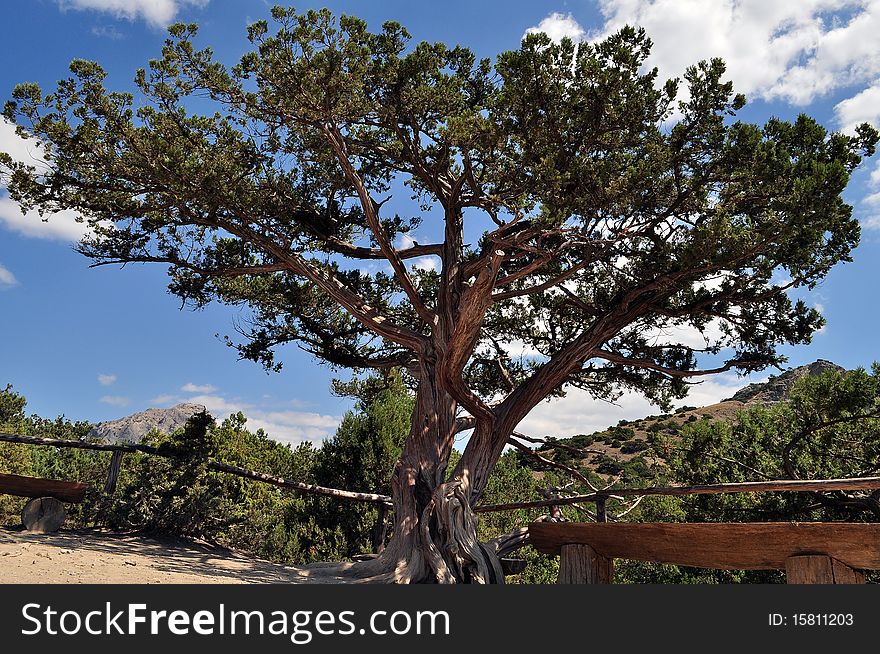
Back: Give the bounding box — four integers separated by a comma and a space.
533, 360, 846, 483
88, 403, 209, 444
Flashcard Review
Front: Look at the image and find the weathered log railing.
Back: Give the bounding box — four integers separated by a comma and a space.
475, 476, 880, 517
0, 472, 87, 503
5, 432, 880, 514
0, 432, 392, 505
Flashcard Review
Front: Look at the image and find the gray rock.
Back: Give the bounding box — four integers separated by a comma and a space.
88, 403, 210, 443
727, 359, 844, 404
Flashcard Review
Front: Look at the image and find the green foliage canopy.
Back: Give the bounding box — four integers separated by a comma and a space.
2, 7, 877, 417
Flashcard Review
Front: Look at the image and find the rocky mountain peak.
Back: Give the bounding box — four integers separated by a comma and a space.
88, 403, 210, 443
727, 359, 844, 404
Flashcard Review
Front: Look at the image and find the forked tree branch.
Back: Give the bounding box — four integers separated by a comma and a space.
323, 123, 435, 326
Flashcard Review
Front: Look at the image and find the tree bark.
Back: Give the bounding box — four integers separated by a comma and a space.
349, 365, 504, 583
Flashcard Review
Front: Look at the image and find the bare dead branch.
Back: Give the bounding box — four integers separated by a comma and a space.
508, 434, 600, 492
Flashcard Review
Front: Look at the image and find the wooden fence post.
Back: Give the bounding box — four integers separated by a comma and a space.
558, 543, 613, 584
371, 504, 388, 554
595, 496, 607, 523
104, 450, 125, 494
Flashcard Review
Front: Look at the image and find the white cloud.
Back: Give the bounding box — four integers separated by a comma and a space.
97, 373, 117, 386
524, 12, 586, 42
182, 394, 340, 445
397, 234, 441, 274
181, 382, 218, 393
185, 394, 244, 414
100, 395, 130, 407
862, 215, 880, 230
398, 234, 416, 249
411, 257, 438, 273
0, 119, 51, 174
1, 119, 91, 242
858, 163, 880, 229
834, 80, 880, 133
56, 0, 209, 28
0, 262, 18, 289
0, 195, 91, 242
91, 25, 125, 39
641, 317, 725, 351
871, 160, 880, 187
585, 1, 880, 107
516, 372, 755, 438
503, 339, 543, 359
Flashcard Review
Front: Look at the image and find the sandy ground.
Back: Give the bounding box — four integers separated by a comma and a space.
0, 527, 346, 584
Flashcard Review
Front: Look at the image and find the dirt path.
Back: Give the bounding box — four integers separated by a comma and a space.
0, 528, 348, 583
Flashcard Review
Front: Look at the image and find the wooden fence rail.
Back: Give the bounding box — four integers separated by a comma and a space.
0, 432, 392, 506
4, 432, 880, 514
474, 476, 880, 513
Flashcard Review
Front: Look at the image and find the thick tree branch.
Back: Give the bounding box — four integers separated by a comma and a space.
316, 236, 443, 261
438, 250, 505, 422
323, 124, 435, 326
202, 212, 430, 354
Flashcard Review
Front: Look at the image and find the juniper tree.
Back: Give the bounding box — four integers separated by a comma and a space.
2, 7, 876, 582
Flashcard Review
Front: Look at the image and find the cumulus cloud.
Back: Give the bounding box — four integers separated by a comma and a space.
56, 0, 209, 28
516, 373, 756, 438
527, 4, 880, 231
524, 12, 586, 42
97, 373, 117, 386
0, 119, 91, 242
834, 81, 880, 133
871, 160, 880, 187
181, 382, 218, 393
411, 257, 439, 273
585, 0, 880, 106
248, 410, 341, 446
641, 317, 726, 351
397, 234, 440, 274
0, 119, 51, 174
0, 262, 18, 289
858, 159, 880, 230
0, 195, 91, 242
100, 395, 130, 407
528, 2, 880, 111
176, 393, 341, 445
862, 215, 880, 229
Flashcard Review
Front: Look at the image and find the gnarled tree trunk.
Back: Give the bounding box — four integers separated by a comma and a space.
347, 366, 506, 583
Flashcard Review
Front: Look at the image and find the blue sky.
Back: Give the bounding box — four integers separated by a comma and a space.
1, 0, 879, 445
